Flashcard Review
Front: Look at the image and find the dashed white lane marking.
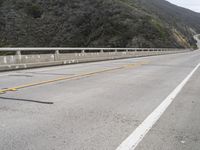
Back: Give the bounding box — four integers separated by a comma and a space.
116, 63, 200, 150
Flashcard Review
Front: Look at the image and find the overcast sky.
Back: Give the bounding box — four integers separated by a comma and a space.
167, 0, 200, 12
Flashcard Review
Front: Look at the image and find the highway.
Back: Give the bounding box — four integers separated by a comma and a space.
194, 35, 200, 48
0, 50, 200, 150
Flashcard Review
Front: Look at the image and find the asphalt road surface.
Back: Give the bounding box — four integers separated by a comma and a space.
0, 50, 200, 150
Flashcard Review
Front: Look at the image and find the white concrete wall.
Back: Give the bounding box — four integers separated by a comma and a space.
0, 49, 190, 71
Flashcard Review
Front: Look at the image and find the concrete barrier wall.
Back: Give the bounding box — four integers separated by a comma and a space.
0, 48, 190, 71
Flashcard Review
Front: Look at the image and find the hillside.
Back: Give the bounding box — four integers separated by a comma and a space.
0, 0, 199, 48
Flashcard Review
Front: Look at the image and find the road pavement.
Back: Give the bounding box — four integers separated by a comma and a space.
0, 50, 200, 150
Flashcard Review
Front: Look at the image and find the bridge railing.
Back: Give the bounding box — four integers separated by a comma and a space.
0, 47, 184, 55
0, 48, 190, 71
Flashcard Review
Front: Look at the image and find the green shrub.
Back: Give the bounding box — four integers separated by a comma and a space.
0, 0, 3, 6
26, 4, 43, 18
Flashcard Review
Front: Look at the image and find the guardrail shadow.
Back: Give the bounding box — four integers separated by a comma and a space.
0, 96, 54, 105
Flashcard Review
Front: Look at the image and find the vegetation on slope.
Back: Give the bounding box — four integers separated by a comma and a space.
0, 0, 199, 48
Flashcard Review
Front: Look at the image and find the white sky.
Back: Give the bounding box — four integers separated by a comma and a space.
167, 0, 200, 12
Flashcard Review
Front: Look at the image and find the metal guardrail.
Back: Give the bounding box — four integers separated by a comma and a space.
0, 47, 186, 55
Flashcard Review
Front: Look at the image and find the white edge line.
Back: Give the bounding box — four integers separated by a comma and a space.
116, 63, 200, 150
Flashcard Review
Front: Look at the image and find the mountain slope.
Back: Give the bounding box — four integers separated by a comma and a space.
0, 0, 199, 48
134, 0, 200, 47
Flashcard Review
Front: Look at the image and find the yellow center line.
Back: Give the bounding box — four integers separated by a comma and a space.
0, 61, 149, 94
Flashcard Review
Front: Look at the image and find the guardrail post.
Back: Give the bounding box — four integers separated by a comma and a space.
82, 49, 85, 53
55, 50, 59, 55
16, 50, 21, 56
15, 50, 22, 64
54, 50, 60, 61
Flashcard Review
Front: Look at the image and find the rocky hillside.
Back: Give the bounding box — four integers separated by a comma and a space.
0, 0, 200, 48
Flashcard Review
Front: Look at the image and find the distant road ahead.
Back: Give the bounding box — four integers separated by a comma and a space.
194, 34, 200, 48
0, 50, 200, 150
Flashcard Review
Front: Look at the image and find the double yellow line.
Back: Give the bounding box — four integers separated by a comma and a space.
0, 61, 149, 94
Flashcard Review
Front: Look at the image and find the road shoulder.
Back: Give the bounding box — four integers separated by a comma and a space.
136, 68, 200, 150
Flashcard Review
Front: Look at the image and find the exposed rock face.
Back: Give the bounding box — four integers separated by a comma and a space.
0, 0, 199, 48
